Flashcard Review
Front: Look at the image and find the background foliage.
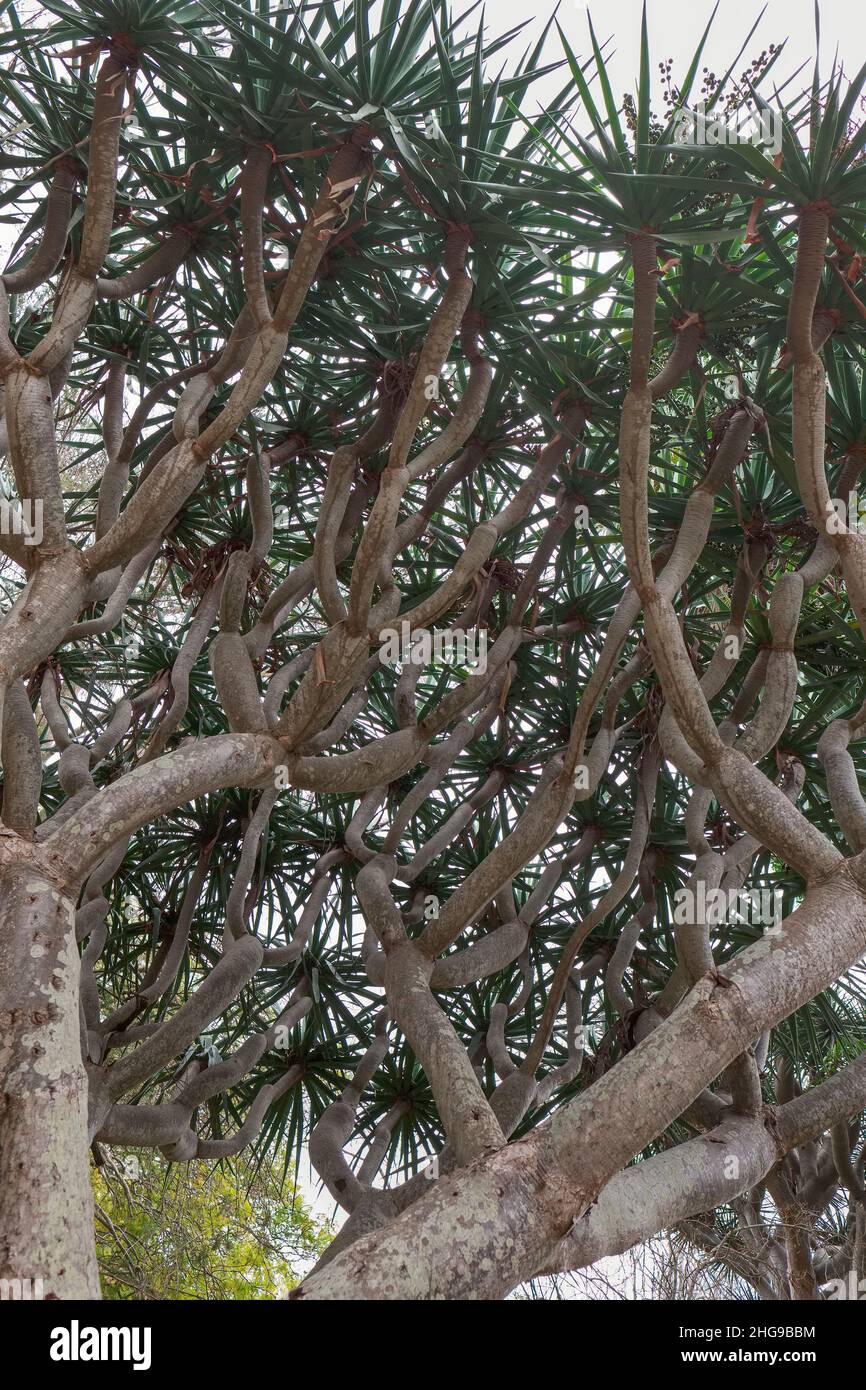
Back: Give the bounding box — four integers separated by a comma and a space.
2, 0, 865, 1295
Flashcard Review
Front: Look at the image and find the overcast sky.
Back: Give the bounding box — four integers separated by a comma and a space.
494, 0, 856, 118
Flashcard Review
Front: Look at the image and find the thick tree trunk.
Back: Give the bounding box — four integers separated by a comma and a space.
0, 863, 99, 1298
296, 873, 866, 1298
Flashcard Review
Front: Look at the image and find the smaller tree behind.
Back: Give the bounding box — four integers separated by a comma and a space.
92, 1149, 331, 1300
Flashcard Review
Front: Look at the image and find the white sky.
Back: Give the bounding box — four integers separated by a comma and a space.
498, 0, 857, 111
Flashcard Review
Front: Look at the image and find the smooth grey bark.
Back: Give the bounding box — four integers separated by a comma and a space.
0, 861, 99, 1297
295, 871, 866, 1298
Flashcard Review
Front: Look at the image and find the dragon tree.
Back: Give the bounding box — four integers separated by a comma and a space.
1, 0, 866, 1302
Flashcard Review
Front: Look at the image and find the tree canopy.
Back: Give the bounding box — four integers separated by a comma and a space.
1, 0, 866, 1302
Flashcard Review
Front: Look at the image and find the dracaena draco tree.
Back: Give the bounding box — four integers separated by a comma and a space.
1, 0, 866, 1302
